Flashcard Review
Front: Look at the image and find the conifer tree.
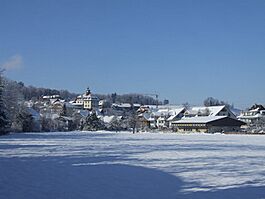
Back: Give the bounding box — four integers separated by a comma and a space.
83, 112, 104, 131
0, 70, 10, 135
15, 105, 34, 132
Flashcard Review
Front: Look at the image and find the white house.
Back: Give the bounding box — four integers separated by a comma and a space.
167, 107, 186, 128
238, 104, 265, 124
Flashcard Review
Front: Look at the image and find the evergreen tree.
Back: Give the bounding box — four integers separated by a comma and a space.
60, 103, 67, 116
0, 70, 10, 135
108, 117, 123, 131
82, 112, 104, 131
14, 105, 34, 132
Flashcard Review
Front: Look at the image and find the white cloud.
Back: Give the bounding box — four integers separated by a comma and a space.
1, 54, 23, 70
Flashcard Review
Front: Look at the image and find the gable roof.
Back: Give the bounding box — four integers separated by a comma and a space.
172, 116, 245, 126
141, 113, 155, 121
173, 116, 227, 124
167, 107, 186, 121
188, 105, 226, 116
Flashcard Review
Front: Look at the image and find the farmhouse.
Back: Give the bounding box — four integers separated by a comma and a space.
238, 104, 265, 124
167, 107, 186, 128
138, 113, 156, 129
172, 116, 245, 133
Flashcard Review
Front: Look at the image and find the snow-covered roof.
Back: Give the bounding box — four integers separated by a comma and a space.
112, 103, 132, 108
169, 107, 185, 116
151, 107, 185, 118
133, 104, 141, 107
83, 95, 99, 100
76, 93, 99, 100
50, 99, 65, 105
98, 100, 105, 106
167, 115, 177, 121
187, 105, 226, 116
58, 116, 74, 121
101, 116, 115, 124
43, 95, 60, 99
148, 105, 184, 110
74, 110, 89, 117
166, 108, 185, 121
140, 113, 155, 121
238, 114, 265, 119
173, 116, 227, 124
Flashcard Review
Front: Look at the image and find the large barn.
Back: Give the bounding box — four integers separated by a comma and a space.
172, 116, 245, 133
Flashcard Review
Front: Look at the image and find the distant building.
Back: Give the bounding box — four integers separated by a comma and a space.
172, 116, 245, 133
42, 95, 60, 100
112, 103, 140, 112
156, 116, 167, 129
138, 112, 156, 129
238, 104, 265, 124
71, 87, 99, 111
166, 107, 186, 128
138, 105, 186, 129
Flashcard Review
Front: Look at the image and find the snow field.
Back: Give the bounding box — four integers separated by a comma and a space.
1, 131, 265, 199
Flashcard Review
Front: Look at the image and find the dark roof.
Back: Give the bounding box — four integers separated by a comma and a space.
249, 104, 265, 111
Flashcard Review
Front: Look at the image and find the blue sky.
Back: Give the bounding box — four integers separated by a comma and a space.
1, 0, 265, 108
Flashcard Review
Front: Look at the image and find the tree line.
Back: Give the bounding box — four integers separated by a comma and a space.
0, 72, 160, 134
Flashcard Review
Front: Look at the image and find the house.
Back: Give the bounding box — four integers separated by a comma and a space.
42, 95, 60, 101
167, 107, 186, 128
149, 106, 186, 129
54, 116, 74, 131
137, 105, 150, 113
137, 105, 186, 129
156, 116, 167, 129
138, 113, 156, 129
39, 98, 66, 120
112, 103, 132, 111
98, 100, 104, 107
111, 103, 140, 114
172, 116, 245, 133
238, 104, 265, 124
50, 99, 65, 114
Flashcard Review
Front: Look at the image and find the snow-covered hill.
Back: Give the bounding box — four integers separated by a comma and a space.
1, 131, 265, 199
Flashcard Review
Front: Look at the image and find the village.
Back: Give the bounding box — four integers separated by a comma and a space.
22, 87, 265, 134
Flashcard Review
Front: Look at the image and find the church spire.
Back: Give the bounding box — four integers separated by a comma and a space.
85, 87, 91, 95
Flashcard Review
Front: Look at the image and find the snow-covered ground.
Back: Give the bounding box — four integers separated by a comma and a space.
1, 131, 265, 199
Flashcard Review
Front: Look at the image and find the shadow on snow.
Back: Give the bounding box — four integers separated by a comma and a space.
1, 156, 265, 199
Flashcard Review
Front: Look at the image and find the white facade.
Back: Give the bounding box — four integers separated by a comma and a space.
70, 87, 99, 110
238, 108, 265, 124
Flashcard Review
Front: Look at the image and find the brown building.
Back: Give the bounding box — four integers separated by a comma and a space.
172, 116, 245, 133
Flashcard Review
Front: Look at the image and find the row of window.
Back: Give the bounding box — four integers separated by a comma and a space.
174, 123, 206, 127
